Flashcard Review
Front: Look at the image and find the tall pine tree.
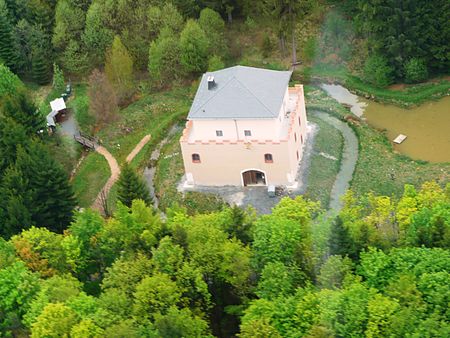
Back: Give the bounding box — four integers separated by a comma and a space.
31, 46, 51, 84
0, 165, 32, 238
15, 142, 76, 233
117, 163, 152, 208
0, 117, 27, 174
328, 216, 355, 259
1, 91, 44, 135
0, 2, 18, 71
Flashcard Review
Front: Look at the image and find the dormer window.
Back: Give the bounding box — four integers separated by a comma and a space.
216, 130, 223, 137
244, 130, 252, 137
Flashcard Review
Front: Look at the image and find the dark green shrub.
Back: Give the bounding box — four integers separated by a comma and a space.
363, 54, 394, 87
404, 58, 428, 83
207, 55, 225, 71
262, 33, 274, 58
183, 192, 227, 215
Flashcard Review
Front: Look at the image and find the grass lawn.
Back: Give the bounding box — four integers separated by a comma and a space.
153, 128, 185, 212
96, 86, 191, 166
72, 152, 110, 208
69, 84, 192, 209
304, 115, 343, 208
66, 83, 94, 134
305, 86, 450, 198
298, 64, 450, 107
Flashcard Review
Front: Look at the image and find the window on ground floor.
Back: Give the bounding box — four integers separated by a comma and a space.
192, 153, 201, 163
216, 130, 223, 136
244, 130, 252, 137
296, 151, 299, 160
264, 153, 273, 163
294, 132, 297, 142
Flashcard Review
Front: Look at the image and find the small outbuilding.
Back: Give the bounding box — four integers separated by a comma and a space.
47, 98, 67, 128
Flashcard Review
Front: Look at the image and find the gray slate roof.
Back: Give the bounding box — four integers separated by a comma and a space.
188, 66, 292, 119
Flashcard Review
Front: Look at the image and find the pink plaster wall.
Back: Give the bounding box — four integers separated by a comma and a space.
180, 85, 307, 186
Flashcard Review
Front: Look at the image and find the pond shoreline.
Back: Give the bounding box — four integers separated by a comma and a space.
307, 72, 450, 108
319, 83, 450, 163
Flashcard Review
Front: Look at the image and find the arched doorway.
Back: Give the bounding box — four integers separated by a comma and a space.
242, 170, 266, 186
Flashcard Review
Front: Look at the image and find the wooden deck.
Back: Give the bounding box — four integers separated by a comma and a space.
74, 133, 97, 149
393, 134, 407, 144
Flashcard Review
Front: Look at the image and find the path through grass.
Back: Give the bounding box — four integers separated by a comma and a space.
153, 128, 184, 211
304, 115, 344, 208
71, 85, 191, 209
72, 152, 110, 208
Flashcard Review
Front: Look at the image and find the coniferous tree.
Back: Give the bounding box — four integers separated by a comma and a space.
31, 46, 51, 84
1, 91, 44, 135
0, 2, 18, 71
52, 63, 65, 93
0, 117, 28, 174
0, 165, 32, 238
117, 163, 152, 208
15, 142, 76, 233
222, 205, 254, 244
328, 216, 354, 258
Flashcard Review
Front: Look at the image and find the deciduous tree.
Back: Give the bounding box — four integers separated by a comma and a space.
87, 69, 118, 129
82, 2, 113, 66
198, 8, 226, 57
30, 302, 78, 338
148, 28, 182, 87
179, 20, 209, 74
0, 64, 23, 96
363, 54, 394, 87
105, 35, 134, 103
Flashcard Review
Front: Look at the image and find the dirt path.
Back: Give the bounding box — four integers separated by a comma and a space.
91, 135, 151, 213
312, 111, 358, 211
126, 134, 152, 163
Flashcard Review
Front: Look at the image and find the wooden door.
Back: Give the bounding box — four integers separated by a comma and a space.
243, 171, 257, 186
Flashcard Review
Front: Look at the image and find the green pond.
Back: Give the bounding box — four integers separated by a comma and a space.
321, 84, 450, 163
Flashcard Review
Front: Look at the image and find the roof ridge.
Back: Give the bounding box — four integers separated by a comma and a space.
190, 73, 236, 117
234, 75, 276, 117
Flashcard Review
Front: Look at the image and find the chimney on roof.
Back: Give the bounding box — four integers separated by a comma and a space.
207, 76, 215, 90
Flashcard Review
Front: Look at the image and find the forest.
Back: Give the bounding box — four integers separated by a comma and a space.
0, 0, 449, 337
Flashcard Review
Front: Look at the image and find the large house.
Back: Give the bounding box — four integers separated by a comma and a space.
180, 65, 307, 187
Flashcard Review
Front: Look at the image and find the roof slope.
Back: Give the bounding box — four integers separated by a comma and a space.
188, 66, 292, 119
